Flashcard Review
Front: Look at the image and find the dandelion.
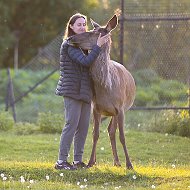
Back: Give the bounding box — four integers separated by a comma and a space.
20, 176, 25, 183
151, 185, 156, 189
60, 173, 64, 177
0, 173, 4, 178
46, 175, 49, 181
84, 178, 87, 182
3, 177, 7, 181
137, 123, 141, 127
132, 175, 137, 180
165, 133, 168, 136
29, 179, 34, 184
101, 147, 105, 151
172, 164, 176, 168
156, 25, 159, 29
77, 181, 80, 185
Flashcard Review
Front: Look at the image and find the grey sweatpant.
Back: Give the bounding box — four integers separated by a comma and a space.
58, 97, 91, 162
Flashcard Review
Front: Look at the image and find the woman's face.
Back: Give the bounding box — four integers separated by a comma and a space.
70, 17, 87, 34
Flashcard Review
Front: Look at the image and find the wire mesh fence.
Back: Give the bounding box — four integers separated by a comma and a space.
1, 13, 190, 123
118, 13, 190, 110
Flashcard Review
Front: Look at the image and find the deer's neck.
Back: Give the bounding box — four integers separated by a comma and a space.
91, 42, 112, 88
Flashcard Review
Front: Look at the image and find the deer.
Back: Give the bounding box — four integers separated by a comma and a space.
68, 14, 136, 169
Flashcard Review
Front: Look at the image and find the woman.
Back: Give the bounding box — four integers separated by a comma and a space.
55, 13, 109, 170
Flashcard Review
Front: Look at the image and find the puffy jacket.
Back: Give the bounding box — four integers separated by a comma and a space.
55, 39, 101, 103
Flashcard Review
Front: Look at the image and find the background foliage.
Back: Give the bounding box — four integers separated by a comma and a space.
1, 0, 190, 69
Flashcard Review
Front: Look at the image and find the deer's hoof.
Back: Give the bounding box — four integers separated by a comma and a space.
114, 162, 121, 167
127, 163, 133, 170
87, 162, 96, 168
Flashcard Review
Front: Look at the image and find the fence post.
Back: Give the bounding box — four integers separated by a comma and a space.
6, 68, 17, 122
189, 77, 190, 117
120, 0, 124, 65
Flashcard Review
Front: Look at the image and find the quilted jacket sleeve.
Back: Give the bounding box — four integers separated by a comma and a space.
67, 44, 101, 67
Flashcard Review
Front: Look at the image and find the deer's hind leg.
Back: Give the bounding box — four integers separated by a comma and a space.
118, 109, 133, 170
87, 108, 101, 167
108, 116, 121, 167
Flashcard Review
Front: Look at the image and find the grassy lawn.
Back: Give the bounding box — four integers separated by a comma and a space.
0, 127, 190, 190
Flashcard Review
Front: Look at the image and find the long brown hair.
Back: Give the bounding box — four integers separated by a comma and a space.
63, 13, 87, 39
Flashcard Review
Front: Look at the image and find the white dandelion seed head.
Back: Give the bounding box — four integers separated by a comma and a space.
156, 25, 159, 29
60, 173, 64, 177
77, 181, 80, 185
84, 178, 87, 182
172, 164, 176, 168
29, 179, 34, 184
45, 175, 49, 180
151, 185, 156, 189
1, 173, 4, 178
165, 133, 168, 136
20, 176, 25, 183
101, 147, 104, 151
3, 177, 7, 181
132, 175, 137, 179
80, 185, 85, 189
137, 123, 141, 127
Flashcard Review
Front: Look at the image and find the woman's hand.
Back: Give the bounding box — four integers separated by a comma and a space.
97, 33, 110, 47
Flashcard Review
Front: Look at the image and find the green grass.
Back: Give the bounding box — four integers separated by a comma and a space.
0, 126, 190, 189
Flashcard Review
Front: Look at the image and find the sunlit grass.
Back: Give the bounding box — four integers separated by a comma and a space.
0, 162, 190, 190
0, 129, 190, 189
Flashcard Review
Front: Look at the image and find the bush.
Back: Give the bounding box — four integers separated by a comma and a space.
135, 86, 159, 106
13, 122, 40, 135
148, 110, 190, 137
38, 112, 64, 133
0, 111, 14, 131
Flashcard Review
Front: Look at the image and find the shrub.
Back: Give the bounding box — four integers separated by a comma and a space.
148, 110, 190, 137
135, 86, 159, 106
38, 112, 64, 133
0, 111, 14, 131
13, 122, 40, 135
177, 110, 190, 137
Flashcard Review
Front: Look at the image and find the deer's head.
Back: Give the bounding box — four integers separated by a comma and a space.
68, 15, 118, 50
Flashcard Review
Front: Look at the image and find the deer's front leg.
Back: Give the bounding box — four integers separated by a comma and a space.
87, 108, 101, 167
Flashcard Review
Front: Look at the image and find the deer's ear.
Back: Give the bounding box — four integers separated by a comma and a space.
106, 15, 118, 32
90, 18, 101, 29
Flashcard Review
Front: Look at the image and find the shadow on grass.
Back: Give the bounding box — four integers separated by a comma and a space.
0, 163, 157, 188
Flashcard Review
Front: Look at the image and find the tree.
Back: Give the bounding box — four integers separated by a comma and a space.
0, 0, 98, 68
